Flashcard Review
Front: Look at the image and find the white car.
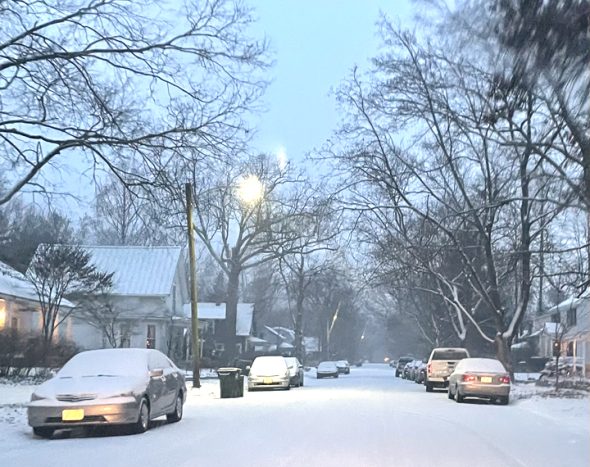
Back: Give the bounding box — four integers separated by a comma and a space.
247, 356, 290, 391
317, 361, 339, 379
448, 358, 511, 405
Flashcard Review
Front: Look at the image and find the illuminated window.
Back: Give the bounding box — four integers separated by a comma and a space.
0, 299, 6, 330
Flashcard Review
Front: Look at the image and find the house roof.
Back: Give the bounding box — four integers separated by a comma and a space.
1, 261, 75, 307
182, 302, 254, 336
544, 290, 590, 316
0, 261, 40, 303
183, 302, 226, 320
81, 246, 183, 296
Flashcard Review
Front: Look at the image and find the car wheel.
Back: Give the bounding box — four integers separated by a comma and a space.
131, 398, 150, 434
448, 387, 454, 399
300, 377, 304, 387
455, 389, 464, 403
425, 383, 433, 392
33, 427, 54, 438
167, 392, 183, 423
395, 371, 400, 377
499, 396, 509, 406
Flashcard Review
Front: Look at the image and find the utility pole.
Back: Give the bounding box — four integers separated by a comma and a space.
185, 183, 201, 388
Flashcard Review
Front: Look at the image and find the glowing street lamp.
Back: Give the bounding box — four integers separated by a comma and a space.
237, 174, 264, 205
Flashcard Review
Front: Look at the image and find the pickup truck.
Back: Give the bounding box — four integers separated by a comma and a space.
425, 347, 470, 392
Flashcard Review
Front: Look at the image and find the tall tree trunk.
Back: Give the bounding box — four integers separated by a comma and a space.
495, 334, 513, 378
224, 265, 240, 365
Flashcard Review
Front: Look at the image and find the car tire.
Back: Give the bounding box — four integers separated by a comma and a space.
395, 371, 400, 377
448, 387, 454, 399
131, 398, 150, 434
455, 389, 464, 403
300, 378, 304, 387
33, 427, 54, 438
166, 392, 183, 423
425, 383, 433, 392
499, 396, 509, 406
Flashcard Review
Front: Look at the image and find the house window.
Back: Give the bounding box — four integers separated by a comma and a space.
551, 313, 560, 324
120, 324, 131, 348
567, 308, 577, 327
215, 343, 225, 352
146, 325, 156, 349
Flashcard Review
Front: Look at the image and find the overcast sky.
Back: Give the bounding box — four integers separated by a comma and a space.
250, 0, 414, 163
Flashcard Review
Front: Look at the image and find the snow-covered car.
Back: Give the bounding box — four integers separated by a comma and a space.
408, 359, 422, 381
447, 358, 510, 405
27, 348, 186, 438
336, 360, 350, 374
396, 356, 414, 377
284, 357, 304, 387
247, 356, 290, 390
425, 347, 470, 392
317, 361, 339, 379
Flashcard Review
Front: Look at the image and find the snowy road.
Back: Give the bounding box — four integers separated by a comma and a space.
1, 364, 588, 467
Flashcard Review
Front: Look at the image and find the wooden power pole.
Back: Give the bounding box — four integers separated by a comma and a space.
185, 183, 201, 388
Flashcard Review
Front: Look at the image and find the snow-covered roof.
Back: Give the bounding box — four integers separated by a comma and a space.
0, 261, 39, 302
182, 302, 253, 336
81, 246, 183, 296
0, 261, 74, 307
545, 290, 590, 315
183, 302, 226, 320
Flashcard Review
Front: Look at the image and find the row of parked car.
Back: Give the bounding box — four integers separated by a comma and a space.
392, 347, 512, 405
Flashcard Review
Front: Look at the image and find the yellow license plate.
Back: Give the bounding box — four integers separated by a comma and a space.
263, 377, 273, 384
480, 377, 492, 383
62, 409, 84, 421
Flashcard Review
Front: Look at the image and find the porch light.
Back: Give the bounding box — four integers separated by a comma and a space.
0, 299, 6, 330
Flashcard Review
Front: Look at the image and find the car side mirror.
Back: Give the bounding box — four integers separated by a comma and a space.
150, 368, 164, 378
245, 366, 251, 371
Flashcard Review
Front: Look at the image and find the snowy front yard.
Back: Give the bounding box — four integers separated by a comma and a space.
0, 365, 588, 466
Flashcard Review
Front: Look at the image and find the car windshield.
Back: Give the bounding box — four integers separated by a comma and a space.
431, 350, 469, 361
58, 350, 148, 378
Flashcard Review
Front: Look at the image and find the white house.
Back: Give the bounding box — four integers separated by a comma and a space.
529, 292, 590, 376
0, 261, 74, 343
69, 246, 190, 358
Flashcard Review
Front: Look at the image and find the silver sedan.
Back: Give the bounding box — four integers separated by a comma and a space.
28, 348, 186, 438
447, 358, 511, 405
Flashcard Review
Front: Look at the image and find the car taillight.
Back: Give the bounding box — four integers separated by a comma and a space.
499, 375, 510, 384
462, 374, 476, 382
427, 364, 431, 374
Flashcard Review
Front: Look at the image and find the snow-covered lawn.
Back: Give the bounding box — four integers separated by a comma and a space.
0, 365, 588, 466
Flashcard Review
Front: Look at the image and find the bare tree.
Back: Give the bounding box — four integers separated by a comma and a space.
0, 0, 269, 206
329, 24, 571, 373
26, 244, 113, 354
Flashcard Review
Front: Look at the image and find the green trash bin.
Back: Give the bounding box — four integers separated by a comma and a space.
217, 367, 244, 398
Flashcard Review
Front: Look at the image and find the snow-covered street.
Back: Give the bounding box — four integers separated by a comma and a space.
0, 364, 588, 467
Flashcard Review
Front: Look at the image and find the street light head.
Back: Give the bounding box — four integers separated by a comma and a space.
237, 174, 264, 205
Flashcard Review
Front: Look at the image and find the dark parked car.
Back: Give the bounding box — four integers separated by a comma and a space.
28, 349, 186, 438
336, 360, 350, 375
395, 356, 414, 377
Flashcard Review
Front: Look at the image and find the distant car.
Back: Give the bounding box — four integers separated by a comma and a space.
404, 361, 414, 379
414, 360, 427, 384
425, 347, 470, 392
407, 360, 422, 381
396, 356, 414, 377
336, 360, 350, 375
28, 349, 186, 438
248, 356, 290, 390
448, 358, 511, 405
284, 357, 304, 387
317, 361, 339, 379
